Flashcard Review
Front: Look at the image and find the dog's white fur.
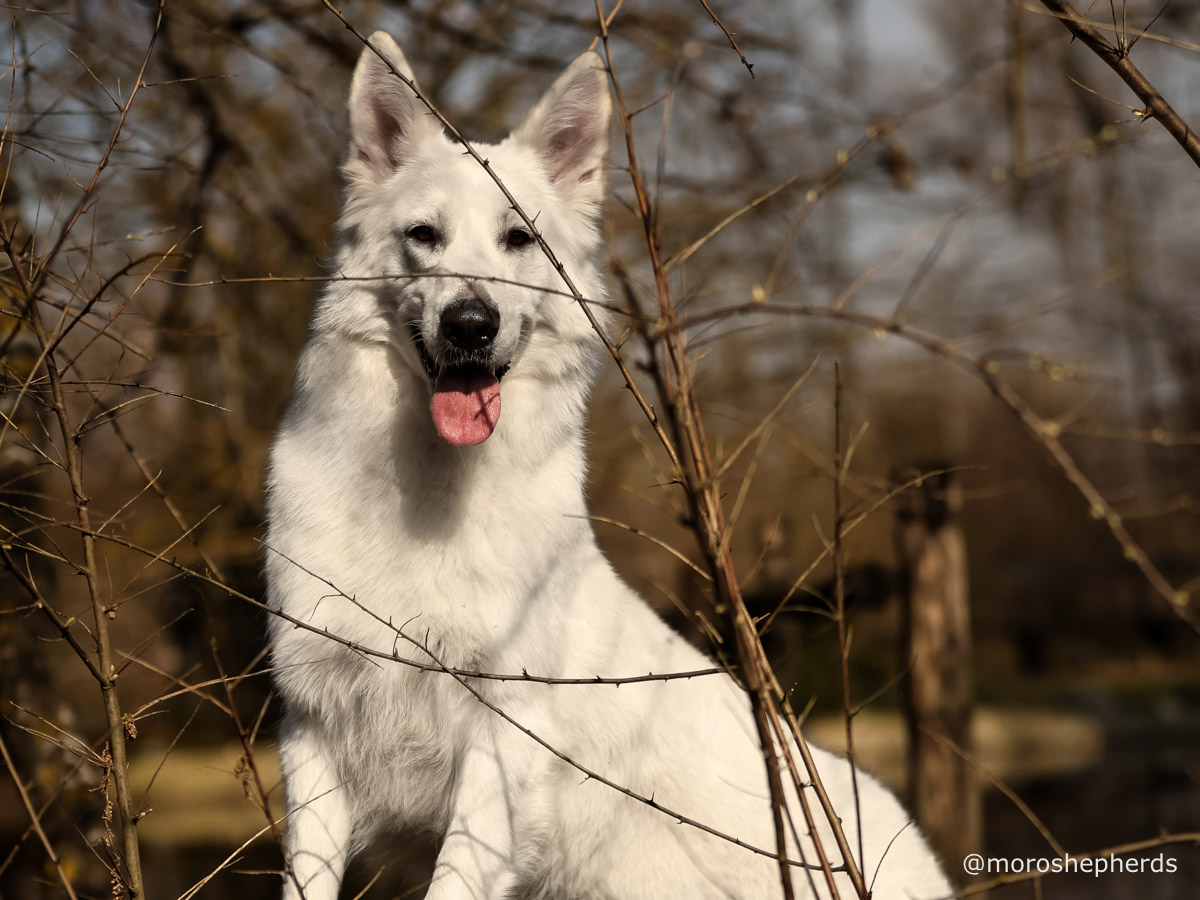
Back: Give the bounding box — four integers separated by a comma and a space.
266, 32, 951, 900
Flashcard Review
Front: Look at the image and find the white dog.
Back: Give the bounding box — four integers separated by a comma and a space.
265, 31, 952, 900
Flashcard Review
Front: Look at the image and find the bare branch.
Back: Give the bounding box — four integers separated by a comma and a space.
1038, 0, 1200, 168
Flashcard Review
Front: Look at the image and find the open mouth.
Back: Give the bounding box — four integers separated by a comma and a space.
412, 326, 509, 447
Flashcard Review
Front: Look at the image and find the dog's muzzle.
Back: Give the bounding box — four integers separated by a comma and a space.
412, 298, 510, 447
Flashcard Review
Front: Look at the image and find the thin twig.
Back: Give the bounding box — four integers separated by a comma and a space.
1038, 0, 1200, 168
694, 0, 755, 78
676, 302, 1198, 631
832, 364, 867, 895
0, 730, 82, 900
593, 2, 875, 894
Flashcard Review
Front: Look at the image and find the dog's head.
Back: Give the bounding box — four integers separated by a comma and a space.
326, 32, 611, 447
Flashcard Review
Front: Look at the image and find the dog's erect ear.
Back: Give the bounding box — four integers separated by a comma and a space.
347, 32, 436, 180
513, 52, 611, 207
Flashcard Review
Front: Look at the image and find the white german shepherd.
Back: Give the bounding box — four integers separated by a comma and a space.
266, 31, 951, 900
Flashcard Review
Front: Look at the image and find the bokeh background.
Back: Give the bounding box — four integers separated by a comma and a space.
1, 1, 1198, 897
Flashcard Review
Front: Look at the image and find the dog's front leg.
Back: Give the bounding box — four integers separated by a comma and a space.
279, 712, 352, 900
424, 729, 528, 900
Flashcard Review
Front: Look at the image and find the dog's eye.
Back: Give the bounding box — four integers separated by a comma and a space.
407, 224, 438, 244
506, 228, 533, 250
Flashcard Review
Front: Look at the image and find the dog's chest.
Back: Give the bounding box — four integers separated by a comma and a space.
308, 655, 472, 828
270, 384, 586, 652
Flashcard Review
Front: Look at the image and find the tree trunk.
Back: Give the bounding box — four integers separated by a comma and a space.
897, 467, 981, 873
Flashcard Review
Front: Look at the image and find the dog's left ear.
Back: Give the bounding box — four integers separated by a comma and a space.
513, 52, 611, 208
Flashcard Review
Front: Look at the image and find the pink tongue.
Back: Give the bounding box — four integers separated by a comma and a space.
431, 369, 501, 446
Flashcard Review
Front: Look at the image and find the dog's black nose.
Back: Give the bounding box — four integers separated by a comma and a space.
440, 298, 499, 352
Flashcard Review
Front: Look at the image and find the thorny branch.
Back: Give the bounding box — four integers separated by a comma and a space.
0, 5, 166, 895
595, 2, 867, 896
595, 5, 798, 896
2, 215, 149, 894
1037, 0, 1200, 168
694, 0, 755, 78
673, 301, 1200, 631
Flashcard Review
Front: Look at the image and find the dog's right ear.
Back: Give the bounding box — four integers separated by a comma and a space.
346, 32, 436, 182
